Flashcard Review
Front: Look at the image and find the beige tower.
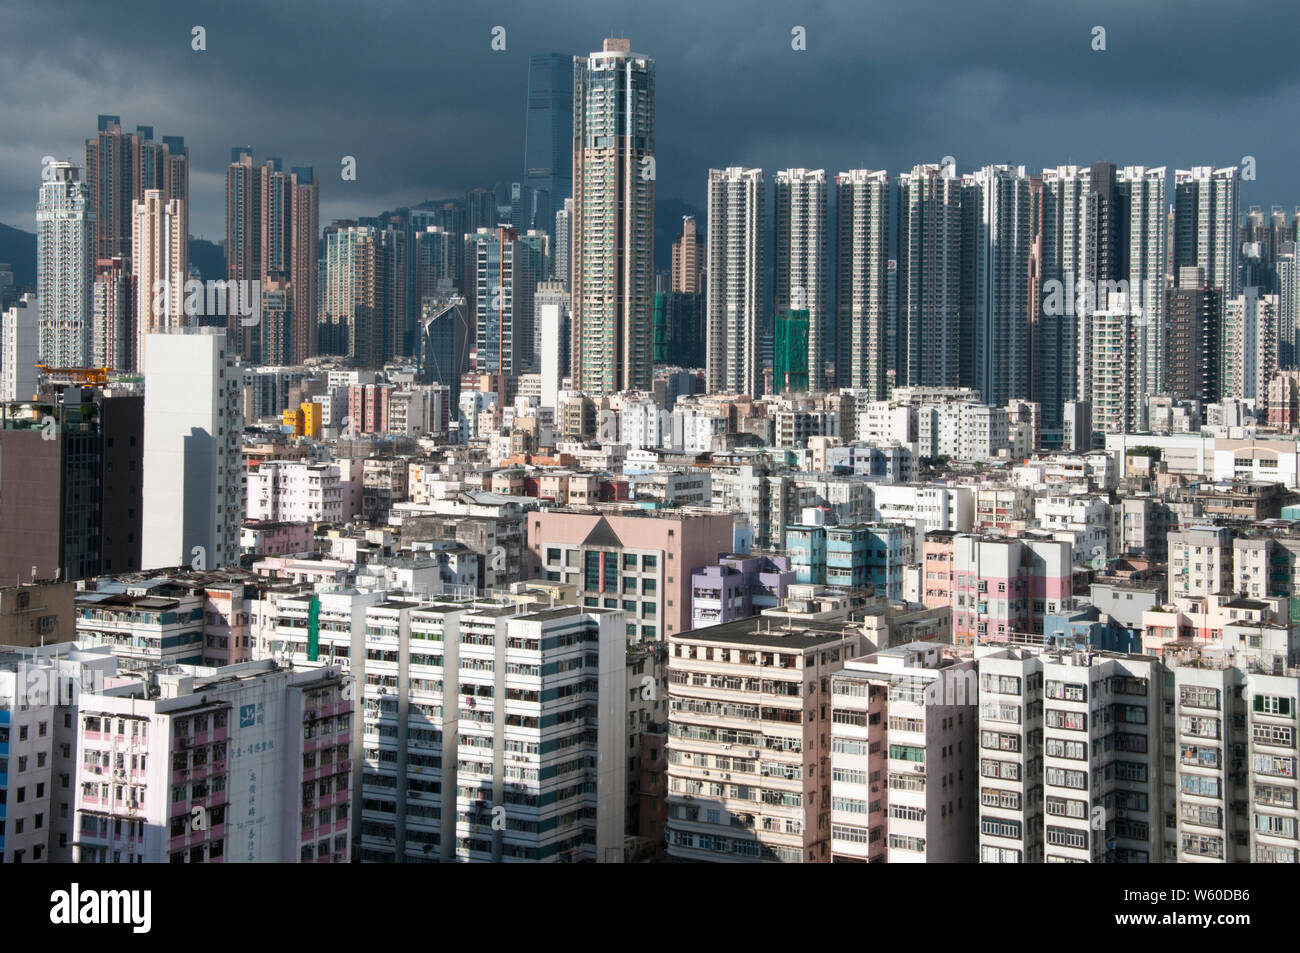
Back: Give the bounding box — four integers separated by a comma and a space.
132, 188, 188, 370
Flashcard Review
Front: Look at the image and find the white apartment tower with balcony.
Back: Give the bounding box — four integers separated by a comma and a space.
834, 170, 890, 400
774, 169, 828, 391
706, 167, 765, 397
829, 643, 978, 862
35, 162, 94, 368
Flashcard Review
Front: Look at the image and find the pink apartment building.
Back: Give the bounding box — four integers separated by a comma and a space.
951, 535, 1072, 646
527, 508, 734, 641
921, 531, 956, 610
73, 660, 351, 863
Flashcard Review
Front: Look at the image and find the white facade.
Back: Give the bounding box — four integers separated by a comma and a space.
72, 660, 351, 863
706, 167, 765, 397
132, 189, 188, 369
141, 330, 243, 571
774, 169, 828, 391
1, 293, 39, 401
246, 461, 343, 523
35, 162, 94, 368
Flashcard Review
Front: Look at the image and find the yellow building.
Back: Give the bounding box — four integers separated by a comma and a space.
301, 401, 321, 439
283, 406, 305, 435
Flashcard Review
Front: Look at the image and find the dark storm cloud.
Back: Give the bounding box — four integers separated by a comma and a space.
1, 0, 1296, 237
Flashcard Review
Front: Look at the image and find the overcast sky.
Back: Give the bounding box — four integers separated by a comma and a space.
1, 0, 1295, 239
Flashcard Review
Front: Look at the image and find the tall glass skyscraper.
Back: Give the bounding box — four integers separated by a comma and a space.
524, 53, 574, 238
571, 38, 655, 396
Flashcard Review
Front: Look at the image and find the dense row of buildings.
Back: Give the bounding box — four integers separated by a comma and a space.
3, 36, 1300, 865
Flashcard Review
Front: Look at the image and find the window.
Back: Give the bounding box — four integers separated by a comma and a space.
1045, 767, 1087, 790
1045, 710, 1087, 731
1045, 826, 1088, 849
1046, 681, 1087, 702
1046, 796, 1088, 820
888, 745, 924, 764
1254, 695, 1296, 717
981, 817, 1021, 838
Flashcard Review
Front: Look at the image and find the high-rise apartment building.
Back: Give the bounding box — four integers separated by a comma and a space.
554, 197, 573, 289
131, 189, 188, 368
829, 643, 978, 862
140, 330, 243, 571
1276, 241, 1299, 368
1119, 165, 1168, 399
1, 293, 39, 401
224, 150, 320, 362
473, 227, 543, 401
961, 165, 1031, 406
36, 161, 95, 369
976, 647, 1164, 863
1089, 300, 1144, 437
665, 616, 871, 862
258, 593, 629, 862
0, 384, 143, 581
571, 38, 655, 395
705, 168, 764, 397
72, 659, 351, 863
91, 257, 130, 370
834, 170, 890, 399
774, 169, 827, 391
1165, 267, 1223, 405
898, 163, 962, 390
84, 116, 188, 264
572, 36, 655, 395
1222, 291, 1278, 403
671, 215, 703, 294
1175, 166, 1241, 298
321, 222, 407, 367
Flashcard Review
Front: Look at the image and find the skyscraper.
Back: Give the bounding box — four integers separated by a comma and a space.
961, 165, 1032, 406
1036, 165, 1090, 434
473, 226, 542, 399
84, 116, 187, 264
92, 257, 129, 370
554, 197, 573, 288
321, 222, 406, 368
834, 169, 890, 399
706, 168, 764, 396
571, 37, 655, 396
36, 161, 94, 368
1165, 267, 1222, 405
1036, 163, 1145, 437
1119, 165, 1168, 409
671, 215, 703, 294
1276, 241, 1299, 367
1175, 166, 1241, 298
465, 188, 496, 235
1222, 290, 1278, 402
524, 53, 575, 238
897, 163, 962, 389
140, 329, 242, 571
225, 149, 319, 362
131, 188, 188, 369
774, 169, 827, 391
